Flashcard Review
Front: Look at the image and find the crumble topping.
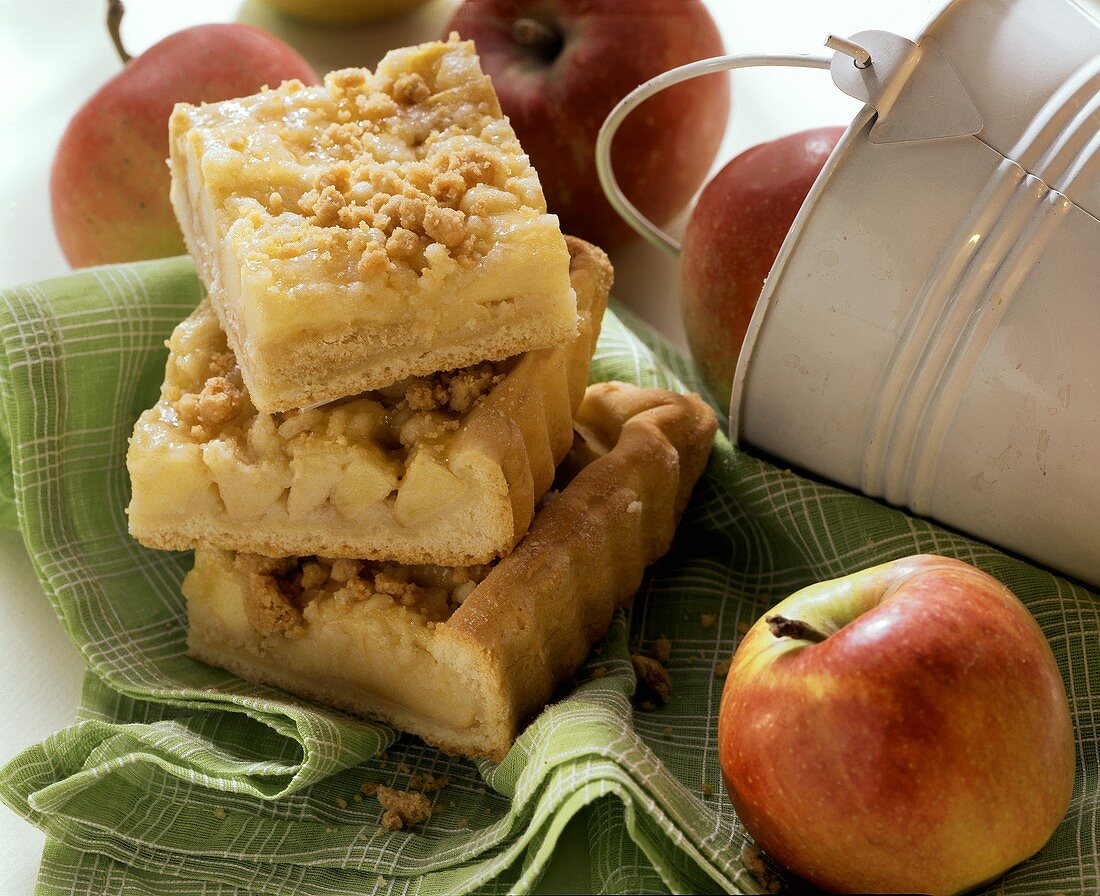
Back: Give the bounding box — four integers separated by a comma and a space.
237, 555, 304, 638
375, 786, 431, 831
176, 374, 247, 442
398, 362, 500, 415
234, 552, 493, 636
165, 302, 508, 467
393, 72, 431, 105
191, 37, 540, 280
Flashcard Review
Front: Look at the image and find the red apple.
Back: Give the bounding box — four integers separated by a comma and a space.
681, 126, 843, 408
718, 554, 1074, 895
445, 0, 730, 248
51, 4, 319, 268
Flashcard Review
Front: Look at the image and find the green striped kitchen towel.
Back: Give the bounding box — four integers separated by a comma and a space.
0, 258, 1093, 894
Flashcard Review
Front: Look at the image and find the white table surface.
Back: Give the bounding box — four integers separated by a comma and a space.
0, 0, 944, 889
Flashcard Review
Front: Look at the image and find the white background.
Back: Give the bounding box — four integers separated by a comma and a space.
0, 0, 945, 888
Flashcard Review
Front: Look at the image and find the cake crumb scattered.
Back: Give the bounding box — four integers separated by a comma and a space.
212, 807, 226, 820
336, 797, 348, 810
376, 786, 431, 831
703, 783, 714, 797
591, 666, 607, 680
741, 842, 784, 894
647, 636, 671, 666
457, 817, 469, 829
662, 726, 673, 737
639, 699, 657, 712
714, 658, 732, 679
700, 613, 718, 629
408, 772, 449, 793
357, 832, 369, 841
354, 794, 363, 803
631, 653, 671, 703
360, 782, 378, 797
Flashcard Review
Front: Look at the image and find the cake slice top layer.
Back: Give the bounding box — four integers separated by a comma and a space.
171, 35, 573, 338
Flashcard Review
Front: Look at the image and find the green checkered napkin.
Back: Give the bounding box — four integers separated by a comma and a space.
0, 258, 1094, 895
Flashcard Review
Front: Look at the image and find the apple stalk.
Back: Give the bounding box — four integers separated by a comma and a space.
765, 614, 828, 643
107, 0, 132, 65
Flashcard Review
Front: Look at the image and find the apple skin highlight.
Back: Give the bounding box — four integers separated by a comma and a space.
718, 554, 1074, 896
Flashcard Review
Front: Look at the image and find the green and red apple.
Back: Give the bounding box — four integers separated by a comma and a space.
445, 0, 730, 247
719, 554, 1074, 895
681, 126, 843, 408
51, 8, 319, 268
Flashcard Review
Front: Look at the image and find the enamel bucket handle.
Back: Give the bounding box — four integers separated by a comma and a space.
595, 53, 832, 256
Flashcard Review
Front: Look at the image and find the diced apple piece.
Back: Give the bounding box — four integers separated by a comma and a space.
394, 449, 467, 526
327, 398, 388, 442
330, 444, 401, 522
245, 413, 280, 457
286, 439, 343, 520
129, 441, 214, 516
203, 439, 290, 520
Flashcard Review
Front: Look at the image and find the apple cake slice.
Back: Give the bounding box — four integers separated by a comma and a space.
169, 35, 576, 413
127, 237, 609, 566
184, 382, 718, 761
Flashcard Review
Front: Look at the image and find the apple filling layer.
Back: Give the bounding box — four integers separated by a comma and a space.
128, 236, 610, 565
185, 382, 719, 760
169, 35, 576, 412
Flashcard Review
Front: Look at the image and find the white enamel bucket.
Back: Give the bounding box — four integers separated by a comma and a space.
596, 0, 1100, 587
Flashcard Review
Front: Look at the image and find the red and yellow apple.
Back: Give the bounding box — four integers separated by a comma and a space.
681, 126, 843, 408
254, 0, 431, 24
51, 9, 319, 268
445, 0, 730, 248
718, 554, 1074, 895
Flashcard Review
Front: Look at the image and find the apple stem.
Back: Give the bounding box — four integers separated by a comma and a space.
107, 0, 132, 65
511, 18, 564, 63
766, 614, 829, 644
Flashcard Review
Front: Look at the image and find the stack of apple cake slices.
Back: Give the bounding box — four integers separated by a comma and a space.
127, 36, 716, 761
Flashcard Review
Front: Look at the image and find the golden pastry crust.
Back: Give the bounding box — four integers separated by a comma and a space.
184, 382, 718, 760
169, 36, 576, 412
127, 237, 610, 566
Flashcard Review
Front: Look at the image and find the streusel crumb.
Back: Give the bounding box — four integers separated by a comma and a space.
176, 375, 244, 441
373, 570, 422, 606
376, 786, 431, 830
240, 566, 302, 637
401, 363, 499, 415
393, 72, 431, 105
